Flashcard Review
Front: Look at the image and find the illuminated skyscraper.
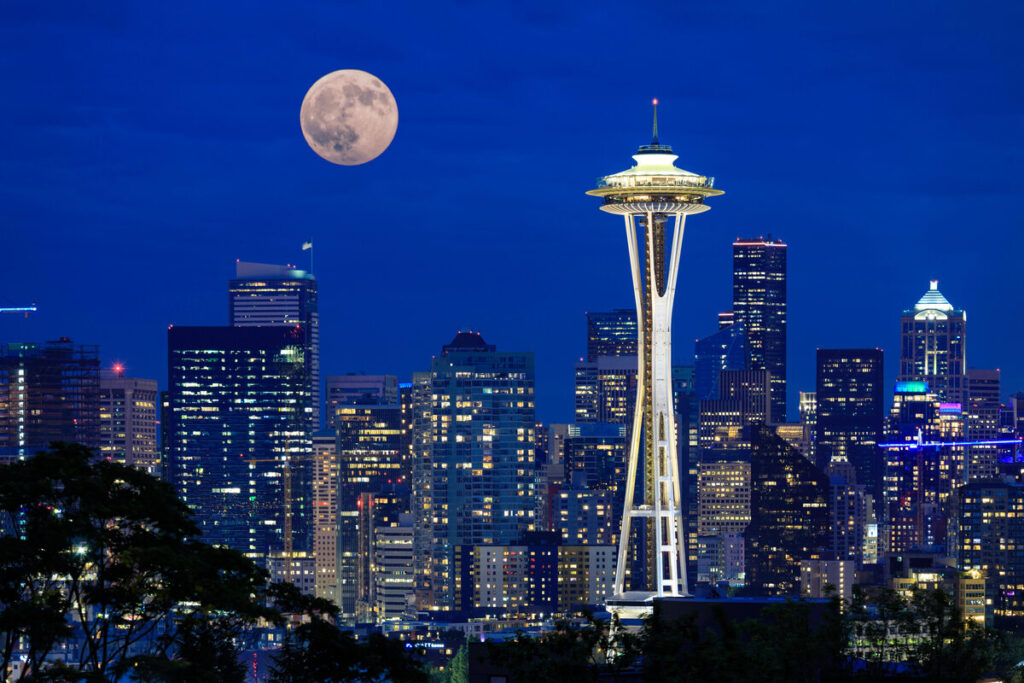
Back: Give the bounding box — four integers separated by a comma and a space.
99, 371, 159, 475
230, 261, 320, 429
899, 280, 965, 402
416, 331, 537, 611
586, 309, 638, 361
586, 102, 723, 599
166, 326, 313, 566
733, 237, 787, 422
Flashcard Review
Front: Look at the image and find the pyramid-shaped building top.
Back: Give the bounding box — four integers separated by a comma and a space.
914, 280, 956, 313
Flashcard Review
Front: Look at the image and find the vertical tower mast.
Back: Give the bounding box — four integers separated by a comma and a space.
587, 101, 723, 599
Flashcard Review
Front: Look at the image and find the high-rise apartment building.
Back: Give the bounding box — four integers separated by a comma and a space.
229, 261, 320, 428
0, 339, 100, 460
99, 372, 159, 475
899, 280, 966, 403
312, 432, 340, 605
733, 237, 787, 422
746, 425, 829, 596
815, 349, 884, 484
415, 332, 537, 611
166, 326, 313, 566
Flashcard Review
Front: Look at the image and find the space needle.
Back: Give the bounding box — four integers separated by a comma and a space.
587, 101, 723, 606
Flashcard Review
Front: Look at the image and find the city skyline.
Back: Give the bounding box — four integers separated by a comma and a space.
6, 5, 1024, 674
2, 2, 1022, 423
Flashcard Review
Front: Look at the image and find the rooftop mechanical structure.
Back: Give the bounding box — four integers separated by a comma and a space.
587, 101, 723, 605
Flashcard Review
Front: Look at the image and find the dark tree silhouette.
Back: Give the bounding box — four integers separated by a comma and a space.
0, 443, 275, 682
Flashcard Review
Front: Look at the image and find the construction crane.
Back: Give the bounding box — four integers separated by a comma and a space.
0, 304, 37, 318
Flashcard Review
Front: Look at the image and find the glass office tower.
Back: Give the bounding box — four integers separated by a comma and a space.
167, 326, 313, 566
230, 261, 320, 429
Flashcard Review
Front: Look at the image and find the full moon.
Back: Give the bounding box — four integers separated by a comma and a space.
299, 69, 398, 166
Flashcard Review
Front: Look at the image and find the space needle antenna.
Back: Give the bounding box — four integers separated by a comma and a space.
651, 98, 659, 144
587, 102, 723, 615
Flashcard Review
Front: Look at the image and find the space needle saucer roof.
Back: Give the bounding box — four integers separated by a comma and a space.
586, 100, 723, 216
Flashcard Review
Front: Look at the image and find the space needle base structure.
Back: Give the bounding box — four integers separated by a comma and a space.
586, 101, 723, 616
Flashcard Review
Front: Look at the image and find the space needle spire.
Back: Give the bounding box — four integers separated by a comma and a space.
651, 98, 659, 145
586, 101, 723, 608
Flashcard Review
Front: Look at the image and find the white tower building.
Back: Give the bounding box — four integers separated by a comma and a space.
587, 102, 723, 602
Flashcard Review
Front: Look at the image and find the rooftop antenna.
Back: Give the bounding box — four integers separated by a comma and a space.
651, 98, 659, 144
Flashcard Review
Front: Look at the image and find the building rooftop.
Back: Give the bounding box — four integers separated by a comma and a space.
913, 280, 955, 313
234, 261, 314, 281
441, 330, 495, 355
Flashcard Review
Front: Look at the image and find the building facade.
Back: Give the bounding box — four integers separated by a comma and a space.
166, 326, 313, 566
586, 309, 638, 361
951, 480, 1024, 625
694, 319, 748, 402
0, 339, 100, 460
815, 349, 884, 484
416, 332, 537, 611
325, 374, 399, 430
99, 373, 159, 475
746, 425, 830, 596
573, 356, 638, 425
335, 404, 406, 622
312, 432, 340, 605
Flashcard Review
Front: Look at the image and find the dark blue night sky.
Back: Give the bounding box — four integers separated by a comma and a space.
1, 1, 1021, 422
